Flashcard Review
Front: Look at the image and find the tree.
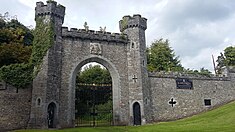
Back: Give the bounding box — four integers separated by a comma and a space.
0, 17, 33, 89
224, 46, 235, 66
77, 65, 111, 84
0, 17, 33, 67
216, 46, 235, 74
147, 38, 183, 72
216, 52, 225, 74
0, 43, 31, 67
76, 64, 112, 105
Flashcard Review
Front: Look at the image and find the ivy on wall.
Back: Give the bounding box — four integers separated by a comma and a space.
0, 16, 55, 88
30, 16, 55, 76
121, 17, 128, 31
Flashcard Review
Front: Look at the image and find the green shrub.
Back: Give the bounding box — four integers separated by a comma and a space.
0, 63, 33, 88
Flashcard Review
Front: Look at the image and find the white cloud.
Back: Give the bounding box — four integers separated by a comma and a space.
18, 0, 36, 9
1, 0, 235, 73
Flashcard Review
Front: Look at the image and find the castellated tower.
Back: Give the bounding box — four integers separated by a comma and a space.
28, 1, 65, 128
120, 15, 152, 125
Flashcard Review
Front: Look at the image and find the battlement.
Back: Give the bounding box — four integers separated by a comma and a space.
119, 14, 147, 32
148, 71, 230, 81
61, 27, 128, 43
35, 1, 65, 22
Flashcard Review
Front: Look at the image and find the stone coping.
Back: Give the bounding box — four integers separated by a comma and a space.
62, 27, 128, 43
148, 72, 230, 81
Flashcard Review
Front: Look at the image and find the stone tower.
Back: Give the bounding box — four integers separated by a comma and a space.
28, 1, 65, 128
120, 15, 152, 124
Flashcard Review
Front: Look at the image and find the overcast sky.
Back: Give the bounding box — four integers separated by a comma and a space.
1, 0, 235, 73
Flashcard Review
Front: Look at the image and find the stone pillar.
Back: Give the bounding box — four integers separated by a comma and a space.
28, 1, 65, 128
119, 14, 152, 125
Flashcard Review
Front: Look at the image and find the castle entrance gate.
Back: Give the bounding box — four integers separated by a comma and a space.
29, 1, 149, 128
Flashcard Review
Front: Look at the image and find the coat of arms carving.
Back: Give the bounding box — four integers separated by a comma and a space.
90, 43, 102, 55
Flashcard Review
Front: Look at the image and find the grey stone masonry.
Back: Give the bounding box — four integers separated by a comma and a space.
35, 1, 65, 22
149, 72, 235, 122
119, 14, 147, 32
28, 0, 65, 129
62, 27, 128, 43
0, 84, 32, 131
29, 1, 144, 129
120, 14, 152, 124
1, 1, 234, 130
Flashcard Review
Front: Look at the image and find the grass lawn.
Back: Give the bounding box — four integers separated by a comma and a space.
14, 101, 235, 132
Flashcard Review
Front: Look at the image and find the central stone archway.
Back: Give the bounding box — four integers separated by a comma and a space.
71, 56, 121, 126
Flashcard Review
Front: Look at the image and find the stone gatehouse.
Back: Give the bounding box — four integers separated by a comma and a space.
0, 1, 235, 131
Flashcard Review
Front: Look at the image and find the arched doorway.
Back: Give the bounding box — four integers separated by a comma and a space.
133, 102, 141, 125
47, 102, 56, 128
67, 56, 121, 127
73, 60, 115, 127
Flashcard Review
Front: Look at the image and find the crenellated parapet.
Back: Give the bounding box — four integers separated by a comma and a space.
148, 71, 230, 81
35, 1, 65, 23
61, 27, 129, 43
119, 14, 147, 32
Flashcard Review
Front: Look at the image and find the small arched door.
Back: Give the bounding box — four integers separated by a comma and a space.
133, 102, 141, 125
47, 102, 56, 128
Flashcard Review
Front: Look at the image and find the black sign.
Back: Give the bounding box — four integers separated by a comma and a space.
176, 78, 193, 89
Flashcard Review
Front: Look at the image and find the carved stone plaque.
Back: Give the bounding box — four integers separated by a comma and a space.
90, 43, 102, 55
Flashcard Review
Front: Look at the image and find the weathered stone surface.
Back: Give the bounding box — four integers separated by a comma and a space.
149, 73, 235, 121
0, 84, 32, 131
1, 1, 235, 130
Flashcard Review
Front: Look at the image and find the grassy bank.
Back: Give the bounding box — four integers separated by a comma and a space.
15, 101, 235, 132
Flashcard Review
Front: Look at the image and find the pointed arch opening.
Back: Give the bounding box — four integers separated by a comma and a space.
133, 102, 141, 125
47, 102, 57, 128
70, 56, 121, 127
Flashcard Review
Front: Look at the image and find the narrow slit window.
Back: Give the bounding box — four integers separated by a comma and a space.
37, 98, 41, 106
54, 35, 57, 41
131, 42, 135, 48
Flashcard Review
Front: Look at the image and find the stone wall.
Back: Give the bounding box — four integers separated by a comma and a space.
120, 14, 150, 125
149, 72, 235, 122
62, 27, 128, 43
0, 83, 32, 131
25, 0, 235, 129
28, 0, 65, 128
60, 35, 130, 126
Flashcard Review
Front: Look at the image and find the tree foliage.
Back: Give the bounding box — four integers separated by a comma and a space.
77, 65, 111, 84
0, 43, 31, 67
0, 18, 33, 67
0, 19, 33, 46
224, 46, 235, 66
0, 16, 54, 88
0, 63, 33, 88
184, 67, 212, 76
147, 38, 183, 72
216, 46, 235, 74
